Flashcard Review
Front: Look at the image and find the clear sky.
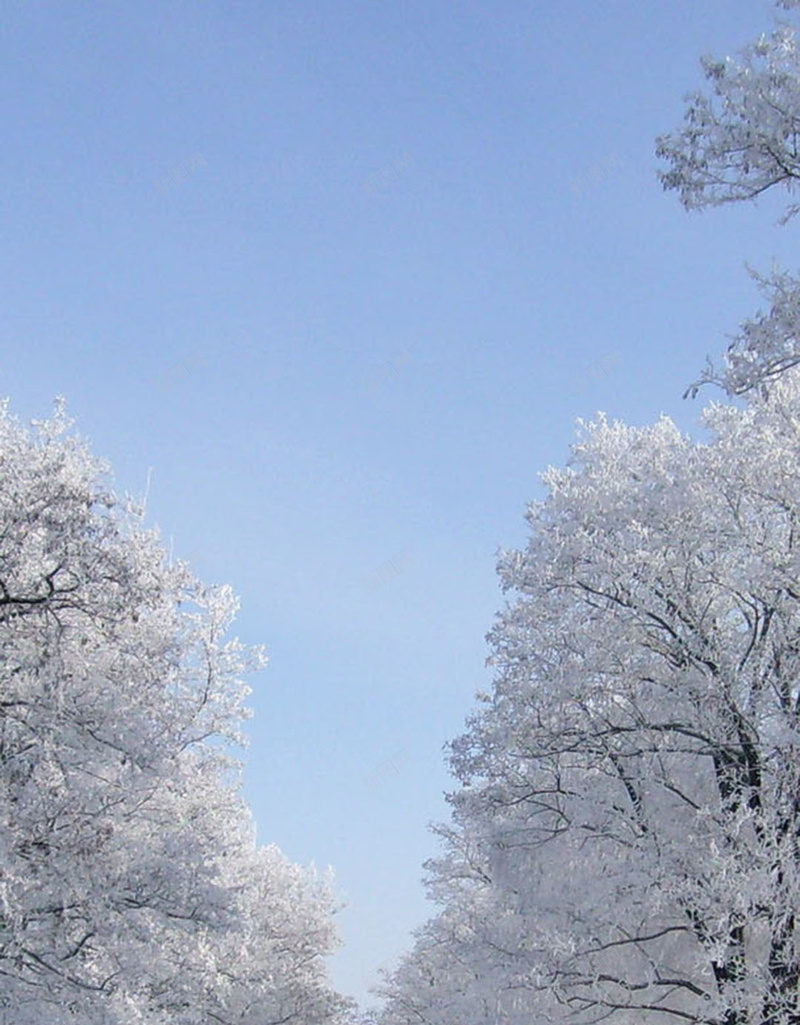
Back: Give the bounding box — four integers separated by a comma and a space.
1, 0, 795, 1010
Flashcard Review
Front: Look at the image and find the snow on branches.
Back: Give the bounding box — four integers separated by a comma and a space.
0, 399, 351, 1025
658, 0, 800, 400
656, 23, 800, 223
376, 380, 800, 1025
687, 267, 800, 399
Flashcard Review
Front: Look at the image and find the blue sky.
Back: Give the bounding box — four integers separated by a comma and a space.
1, 0, 795, 1009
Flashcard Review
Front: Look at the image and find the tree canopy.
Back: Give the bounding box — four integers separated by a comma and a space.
374, 3, 800, 1023
0, 397, 352, 1025
376, 380, 800, 1025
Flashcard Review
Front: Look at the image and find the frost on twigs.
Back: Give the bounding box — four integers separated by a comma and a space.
374, 376, 800, 1025
656, 4, 800, 403
0, 398, 350, 1025
657, 21, 800, 224
685, 266, 800, 398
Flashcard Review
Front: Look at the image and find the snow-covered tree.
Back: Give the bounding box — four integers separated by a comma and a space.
657, 15, 800, 222
0, 397, 352, 1025
657, 1, 800, 399
377, 370, 800, 1025
374, 8, 800, 1024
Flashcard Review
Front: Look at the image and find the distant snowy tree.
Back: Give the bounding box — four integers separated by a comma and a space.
377, 373, 800, 1025
0, 398, 352, 1025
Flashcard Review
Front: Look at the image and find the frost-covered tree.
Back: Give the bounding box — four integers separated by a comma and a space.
657, 9, 800, 222
377, 371, 800, 1025
0, 398, 352, 1025
375, 8, 800, 1024
658, 0, 800, 399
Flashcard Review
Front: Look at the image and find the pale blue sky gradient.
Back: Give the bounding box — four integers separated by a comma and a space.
0, 0, 793, 1008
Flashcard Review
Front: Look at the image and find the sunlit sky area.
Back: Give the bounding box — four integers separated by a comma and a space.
1, 0, 793, 1008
